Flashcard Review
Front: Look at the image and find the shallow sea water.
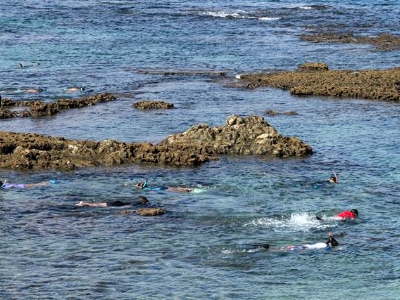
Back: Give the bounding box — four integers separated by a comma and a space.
1, 1, 400, 299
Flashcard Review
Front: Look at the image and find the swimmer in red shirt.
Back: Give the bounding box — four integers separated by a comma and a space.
316, 209, 358, 221
335, 209, 358, 219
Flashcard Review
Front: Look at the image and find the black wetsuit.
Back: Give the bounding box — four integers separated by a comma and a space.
326, 235, 339, 247
108, 196, 149, 207
108, 200, 130, 207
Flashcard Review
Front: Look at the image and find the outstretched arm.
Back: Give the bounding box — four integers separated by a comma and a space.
24, 181, 51, 188
75, 201, 108, 207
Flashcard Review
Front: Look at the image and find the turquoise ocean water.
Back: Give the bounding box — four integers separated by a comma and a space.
1, 1, 400, 299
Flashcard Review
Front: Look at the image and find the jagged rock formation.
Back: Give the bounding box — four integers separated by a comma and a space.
0, 115, 311, 171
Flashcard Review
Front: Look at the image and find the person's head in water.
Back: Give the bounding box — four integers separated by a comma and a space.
326, 232, 339, 248
328, 174, 337, 183
351, 209, 358, 217
135, 180, 148, 189
137, 196, 149, 204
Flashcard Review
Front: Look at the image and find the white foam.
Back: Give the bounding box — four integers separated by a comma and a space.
244, 212, 335, 232
201, 10, 244, 19
258, 17, 280, 21
191, 188, 206, 194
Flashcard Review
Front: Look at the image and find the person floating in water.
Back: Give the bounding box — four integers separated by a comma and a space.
316, 209, 358, 221
64, 87, 85, 93
1, 179, 51, 189
328, 173, 338, 183
133, 180, 194, 193
284, 232, 339, 251
20, 88, 44, 93
250, 232, 339, 252
75, 196, 149, 207
335, 209, 358, 219
312, 173, 338, 189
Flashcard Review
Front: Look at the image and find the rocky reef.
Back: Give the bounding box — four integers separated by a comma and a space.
159, 115, 311, 157
0, 93, 116, 119
300, 33, 400, 51
237, 63, 400, 102
133, 100, 174, 109
0, 115, 311, 171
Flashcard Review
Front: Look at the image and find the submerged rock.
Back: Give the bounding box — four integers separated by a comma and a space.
132, 208, 166, 216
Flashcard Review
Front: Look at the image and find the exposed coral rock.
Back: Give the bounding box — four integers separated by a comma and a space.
0, 93, 116, 119
238, 63, 400, 102
296, 62, 329, 72
301, 33, 400, 51
0, 115, 311, 170
159, 115, 311, 157
265, 110, 298, 116
132, 208, 166, 216
133, 100, 174, 109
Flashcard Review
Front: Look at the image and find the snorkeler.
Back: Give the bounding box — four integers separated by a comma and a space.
64, 87, 85, 93
75, 196, 149, 207
133, 180, 194, 193
335, 209, 358, 219
20, 88, 44, 93
316, 209, 358, 221
328, 173, 338, 183
285, 232, 339, 251
312, 173, 339, 189
249, 232, 339, 252
1, 179, 51, 189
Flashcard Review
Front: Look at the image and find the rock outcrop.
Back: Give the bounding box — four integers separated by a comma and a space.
0, 93, 116, 119
0, 115, 312, 171
237, 63, 400, 102
159, 115, 311, 158
301, 33, 400, 51
121, 208, 166, 216
133, 100, 174, 109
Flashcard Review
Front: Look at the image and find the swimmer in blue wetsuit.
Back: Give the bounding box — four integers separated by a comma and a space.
134, 180, 194, 193
1, 179, 50, 189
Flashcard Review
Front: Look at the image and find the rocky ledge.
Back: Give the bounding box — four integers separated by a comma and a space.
300, 33, 400, 51
237, 63, 400, 102
133, 100, 174, 109
0, 115, 311, 171
0, 93, 116, 119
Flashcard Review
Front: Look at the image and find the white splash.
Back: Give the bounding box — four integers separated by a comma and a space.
244, 212, 336, 232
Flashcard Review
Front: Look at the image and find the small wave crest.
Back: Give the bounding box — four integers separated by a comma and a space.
200, 10, 245, 19
197, 10, 280, 21
244, 212, 336, 232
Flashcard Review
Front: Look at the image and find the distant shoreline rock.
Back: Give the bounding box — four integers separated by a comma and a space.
237, 63, 400, 102
301, 33, 400, 51
0, 115, 312, 171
